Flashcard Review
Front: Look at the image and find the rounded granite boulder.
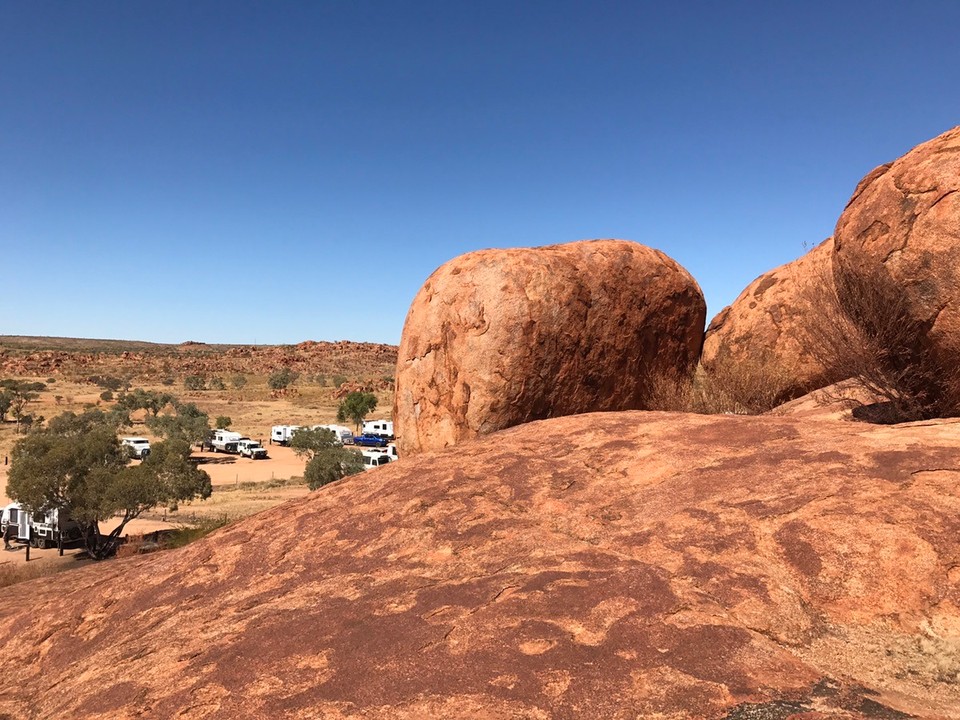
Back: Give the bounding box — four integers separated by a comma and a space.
393, 239, 706, 455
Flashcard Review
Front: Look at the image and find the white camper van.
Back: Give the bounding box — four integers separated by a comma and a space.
270, 425, 300, 446
361, 420, 394, 439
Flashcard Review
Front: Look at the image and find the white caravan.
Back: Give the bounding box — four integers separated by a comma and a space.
1, 502, 81, 548
121, 436, 151, 459
210, 429, 243, 453
361, 420, 394, 439
312, 424, 354, 445
270, 425, 300, 446
1, 503, 31, 545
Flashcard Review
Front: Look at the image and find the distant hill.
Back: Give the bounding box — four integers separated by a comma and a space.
0, 335, 398, 382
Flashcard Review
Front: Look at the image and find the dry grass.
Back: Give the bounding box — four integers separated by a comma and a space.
0, 553, 91, 588
891, 624, 960, 685
646, 352, 797, 415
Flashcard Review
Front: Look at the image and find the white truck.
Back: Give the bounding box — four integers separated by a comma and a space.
236, 438, 269, 460
362, 420, 394, 439
368, 443, 399, 460
270, 425, 300, 446
209, 429, 243, 453
121, 437, 151, 459
360, 450, 394, 471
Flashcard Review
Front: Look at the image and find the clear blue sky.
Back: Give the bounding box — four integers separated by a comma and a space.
2, 1, 958, 345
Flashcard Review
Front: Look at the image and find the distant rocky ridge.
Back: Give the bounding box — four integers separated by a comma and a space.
0, 336, 398, 381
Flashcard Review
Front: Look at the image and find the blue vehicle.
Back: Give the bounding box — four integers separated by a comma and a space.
353, 434, 388, 447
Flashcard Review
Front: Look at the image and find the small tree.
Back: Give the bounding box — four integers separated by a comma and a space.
289, 427, 364, 490
10, 386, 40, 433
337, 391, 378, 432
100, 390, 114, 402
215, 415, 232, 429
209, 376, 226, 391
268, 368, 299, 390
117, 389, 175, 417
7, 411, 211, 559
146, 402, 211, 444
0, 389, 12, 421
88, 375, 123, 392
230, 374, 247, 389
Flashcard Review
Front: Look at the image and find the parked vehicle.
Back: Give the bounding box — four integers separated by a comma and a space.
368, 443, 399, 460
271, 425, 300, 446
121, 437, 151, 459
312, 424, 354, 445
360, 450, 394, 470
209, 429, 243, 453
361, 420, 394, 439
1, 502, 82, 549
353, 434, 388, 447
236, 439, 268, 460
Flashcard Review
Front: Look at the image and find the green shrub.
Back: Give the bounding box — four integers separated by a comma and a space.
184, 375, 206, 391
268, 368, 299, 390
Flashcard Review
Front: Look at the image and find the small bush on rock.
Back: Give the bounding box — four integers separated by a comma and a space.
801, 265, 960, 422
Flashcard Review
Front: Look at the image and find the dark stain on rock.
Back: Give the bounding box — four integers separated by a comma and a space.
856, 697, 915, 718
775, 521, 822, 577
661, 624, 753, 689
754, 274, 779, 298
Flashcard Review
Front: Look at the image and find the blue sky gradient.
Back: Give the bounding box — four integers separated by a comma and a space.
2, 1, 959, 344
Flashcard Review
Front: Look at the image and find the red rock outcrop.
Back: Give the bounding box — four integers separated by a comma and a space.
833, 125, 960, 362
703, 238, 836, 398
2, 412, 960, 718
0, 339, 398, 382
393, 239, 705, 455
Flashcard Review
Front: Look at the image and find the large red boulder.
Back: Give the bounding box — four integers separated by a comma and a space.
393, 239, 705, 454
833, 126, 960, 363
703, 237, 836, 399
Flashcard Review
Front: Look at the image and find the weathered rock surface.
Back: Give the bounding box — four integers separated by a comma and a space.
703, 238, 836, 399
393, 239, 705, 455
833, 125, 960, 359
2, 412, 960, 718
